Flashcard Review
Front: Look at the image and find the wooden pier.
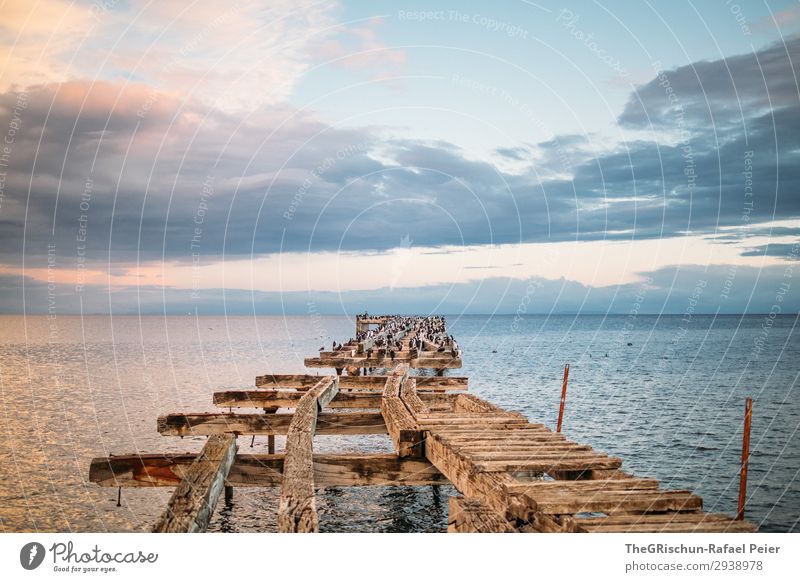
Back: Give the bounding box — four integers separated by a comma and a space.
89, 315, 756, 533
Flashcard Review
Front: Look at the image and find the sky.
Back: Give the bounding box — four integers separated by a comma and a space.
0, 0, 799, 315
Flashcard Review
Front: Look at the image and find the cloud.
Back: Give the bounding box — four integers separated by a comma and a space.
0, 0, 91, 90
740, 242, 800, 259
1, 0, 341, 112
312, 16, 406, 81
620, 36, 800, 128
1, 34, 799, 319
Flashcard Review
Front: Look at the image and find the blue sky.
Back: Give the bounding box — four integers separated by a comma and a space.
0, 0, 799, 314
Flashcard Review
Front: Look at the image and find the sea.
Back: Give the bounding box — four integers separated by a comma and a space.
0, 314, 798, 533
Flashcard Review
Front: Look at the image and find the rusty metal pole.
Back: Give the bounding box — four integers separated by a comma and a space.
737, 397, 753, 520
557, 363, 570, 433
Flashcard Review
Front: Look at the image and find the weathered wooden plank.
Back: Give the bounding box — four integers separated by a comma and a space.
503, 478, 660, 494
581, 520, 756, 533
380, 365, 424, 457
532, 491, 702, 515
417, 413, 528, 421
434, 425, 550, 434
157, 412, 386, 436
448, 496, 517, 533
152, 434, 237, 533
454, 394, 525, 419
575, 512, 730, 526
472, 457, 623, 474
214, 390, 457, 409
278, 377, 338, 533
90, 454, 449, 487
255, 374, 468, 390
574, 512, 757, 532
454, 445, 595, 457
425, 433, 577, 532
416, 417, 529, 427
214, 390, 382, 409
438, 434, 568, 443
400, 377, 428, 417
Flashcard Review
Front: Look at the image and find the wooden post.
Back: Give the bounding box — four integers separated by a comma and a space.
278, 377, 339, 532
737, 397, 753, 521
266, 406, 277, 454
556, 363, 569, 433
152, 434, 237, 532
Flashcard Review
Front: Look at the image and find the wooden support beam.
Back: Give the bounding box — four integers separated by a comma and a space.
502, 478, 660, 494
575, 512, 757, 533
152, 434, 237, 533
399, 377, 428, 417
214, 389, 457, 410
582, 520, 757, 533
157, 412, 386, 436
381, 365, 424, 457
278, 377, 338, 533
255, 374, 468, 391
215, 390, 383, 409
448, 496, 517, 533
454, 394, 525, 419
472, 456, 623, 474
531, 490, 702, 515
90, 454, 448, 488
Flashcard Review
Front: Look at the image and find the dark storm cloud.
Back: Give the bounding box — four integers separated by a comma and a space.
619, 36, 800, 128
740, 242, 800, 259
0, 37, 798, 274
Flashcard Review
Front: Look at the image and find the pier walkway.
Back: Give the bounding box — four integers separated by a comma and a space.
89, 315, 756, 533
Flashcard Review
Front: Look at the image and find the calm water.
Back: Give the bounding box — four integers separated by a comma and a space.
0, 314, 798, 532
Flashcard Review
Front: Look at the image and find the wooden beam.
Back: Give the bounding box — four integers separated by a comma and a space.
454, 394, 525, 419
214, 390, 383, 409
582, 521, 757, 533
157, 412, 386, 436
472, 456, 623, 474
381, 366, 424, 457
255, 374, 468, 390
151, 434, 237, 533
90, 454, 449, 488
530, 490, 702, 515
214, 389, 457, 409
278, 377, 338, 533
502, 478, 660, 494
575, 512, 757, 533
448, 496, 517, 533
400, 377, 428, 417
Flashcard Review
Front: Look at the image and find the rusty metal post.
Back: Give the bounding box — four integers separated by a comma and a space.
557, 363, 570, 433
737, 397, 753, 520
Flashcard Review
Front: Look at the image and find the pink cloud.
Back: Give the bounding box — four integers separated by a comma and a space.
313, 18, 406, 81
